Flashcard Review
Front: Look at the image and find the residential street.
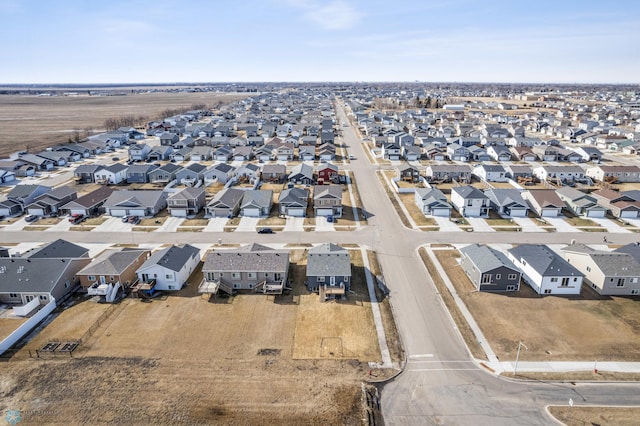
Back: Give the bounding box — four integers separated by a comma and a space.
2, 101, 640, 425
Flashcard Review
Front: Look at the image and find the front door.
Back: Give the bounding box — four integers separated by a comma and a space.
100, 276, 106, 284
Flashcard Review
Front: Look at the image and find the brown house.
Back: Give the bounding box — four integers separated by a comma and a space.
77, 248, 151, 294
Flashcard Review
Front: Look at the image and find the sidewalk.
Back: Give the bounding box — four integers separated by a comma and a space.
501, 361, 640, 374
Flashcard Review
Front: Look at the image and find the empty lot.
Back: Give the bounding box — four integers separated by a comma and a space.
1, 246, 393, 424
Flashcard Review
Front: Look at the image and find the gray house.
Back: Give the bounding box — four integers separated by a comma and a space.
167, 187, 206, 217
25, 186, 77, 216
484, 188, 528, 217
241, 190, 273, 217
0, 184, 51, 217
306, 243, 351, 299
176, 163, 207, 186
200, 243, 290, 296
205, 188, 244, 218
288, 163, 314, 185
279, 187, 309, 217
103, 190, 168, 217
148, 163, 183, 185
414, 187, 452, 217
556, 187, 607, 218
204, 163, 236, 184
126, 163, 158, 183
459, 244, 521, 292
74, 164, 105, 183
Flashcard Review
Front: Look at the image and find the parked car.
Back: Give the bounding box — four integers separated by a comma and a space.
25, 215, 39, 223
112, 156, 120, 161
68, 214, 85, 224
121, 215, 130, 223
128, 216, 141, 225
257, 227, 274, 234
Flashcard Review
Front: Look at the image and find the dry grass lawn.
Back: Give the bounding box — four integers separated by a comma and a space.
398, 193, 438, 227
435, 249, 640, 362
548, 406, 640, 426
3, 247, 392, 424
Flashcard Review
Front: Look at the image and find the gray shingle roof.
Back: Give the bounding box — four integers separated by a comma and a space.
78, 249, 149, 276
139, 244, 200, 272
24, 239, 88, 259
452, 186, 488, 200
202, 244, 289, 272
508, 244, 583, 277
563, 244, 640, 276
460, 244, 518, 273
306, 243, 351, 277
0, 258, 85, 293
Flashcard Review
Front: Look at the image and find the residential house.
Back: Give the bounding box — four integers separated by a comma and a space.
451, 186, 490, 217
126, 163, 158, 183
74, 164, 105, 183
148, 163, 182, 185
425, 164, 472, 183
507, 244, 584, 295
562, 244, 640, 296
505, 164, 534, 181
167, 187, 206, 217
94, 163, 128, 185
317, 163, 339, 184
313, 185, 343, 217
175, 163, 206, 187
586, 165, 640, 183
235, 163, 260, 182
532, 165, 584, 183
487, 145, 512, 162
59, 185, 114, 217
522, 189, 564, 217
254, 144, 276, 162
204, 163, 236, 184
0, 240, 90, 309
261, 164, 287, 183
398, 165, 420, 183
240, 190, 273, 217
128, 144, 151, 162
317, 143, 336, 162
572, 146, 602, 162
16, 154, 54, 170
423, 144, 446, 160
159, 132, 180, 146
510, 146, 538, 162
484, 188, 529, 217
468, 145, 491, 162
274, 143, 295, 161
26, 186, 77, 216
556, 187, 607, 218
35, 150, 70, 166
0, 160, 36, 177
135, 244, 200, 292
213, 145, 233, 161
459, 244, 521, 292
0, 185, 50, 217
188, 146, 211, 161
402, 145, 422, 161
103, 190, 168, 217
77, 248, 150, 297
147, 145, 173, 161
414, 187, 452, 217
306, 243, 351, 299
298, 145, 316, 161
0, 169, 16, 184
446, 143, 471, 162
279, 187, 309, 217
288, 163, 314, 185
473, 164, 508, 182
591, 188, 640, 218
200, 243, 289, 295
206, 188, 244, 218
232, 146, 253, 161
532, 145, 559, 161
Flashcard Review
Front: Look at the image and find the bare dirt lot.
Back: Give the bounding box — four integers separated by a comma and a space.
1, 246, 392, 424
433, 249, 640, 362
0, 92, 247, 157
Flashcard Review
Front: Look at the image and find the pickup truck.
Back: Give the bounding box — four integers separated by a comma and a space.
68, 214, 85, 224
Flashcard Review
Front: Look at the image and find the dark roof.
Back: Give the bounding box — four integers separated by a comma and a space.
139, 244, 200, 272
508, 244, 583, 277
306, 243, 351, 277
460, 244, 518, 273
24, 239, 89, 259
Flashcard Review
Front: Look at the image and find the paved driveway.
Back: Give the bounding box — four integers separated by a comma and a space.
156, 217, 183, 232
511, 217, 542, 232
203, 217, 228, 232
283, 216, 304, 232
236, 216, 260, 232
433, 216, 463, 232
93, 217, 132, 232
589, 217, 632, 233
45, 218, 73, 232
544, 217, 581, 232
315, 216, 335, 232
466, 217, 495, 232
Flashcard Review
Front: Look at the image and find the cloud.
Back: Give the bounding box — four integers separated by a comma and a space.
284, 0, 361, 30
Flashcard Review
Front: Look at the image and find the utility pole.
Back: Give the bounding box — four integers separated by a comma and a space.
514, 341, 528, 376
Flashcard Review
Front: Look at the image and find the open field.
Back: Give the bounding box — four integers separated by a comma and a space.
1, 246, 391, 424
0, 92, 247, 157
434, 249, 640, 362
548, 406, 640, 426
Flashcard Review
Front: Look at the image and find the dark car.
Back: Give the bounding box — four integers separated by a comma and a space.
68, 214, 85, 224
257, 227, 274, 234
128, 216, 141, 225
25, 214, 39, 223
112, 156, 120, 161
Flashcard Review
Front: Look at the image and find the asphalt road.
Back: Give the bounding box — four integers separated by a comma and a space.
4, 102, 640, 425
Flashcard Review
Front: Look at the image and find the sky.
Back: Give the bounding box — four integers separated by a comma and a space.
0, 0, 639, 84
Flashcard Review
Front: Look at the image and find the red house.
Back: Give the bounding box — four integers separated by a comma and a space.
316, 163, 339, 184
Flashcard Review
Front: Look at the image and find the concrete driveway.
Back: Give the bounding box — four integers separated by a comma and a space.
315, 216, 335, 232
433, 216, 462, 232
93, 217, 132, 232
156, 217, 183, 232
511, 217, 542, 232
236, 216, 260, 232
589, 217, 632, 233
283, 216, 304, 232
203, 217, 228, 232
544, 217, 581, 232
45, 218, 73, 232
466, 217, 495, 232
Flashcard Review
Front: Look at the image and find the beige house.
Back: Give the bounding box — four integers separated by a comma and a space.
77, 249, 150, 292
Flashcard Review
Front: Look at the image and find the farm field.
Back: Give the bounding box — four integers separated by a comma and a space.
0, 91, 247, 157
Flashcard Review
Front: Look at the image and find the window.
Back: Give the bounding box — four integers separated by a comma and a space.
9, 293, 18, 298
64, 281, 69, 288
39, 295, 47, 300
165, 274, 174, 280
233, 283, 240, 289
506, 285, 516, 291
232, 272, 241, 279
508, 274, 517, 280
248, 284, 254, 289
586, 266, 591, 272
109, 276, 115, 282
481, 274, 492, 284
168, 285, 175, 290
220, 272, 224, 277
495, 274, 501, 280
544, 289, 552, 294
317, 276, 325, 283
632, 289, 639, 295
550, 277, 558, 282
631, 278, 638, 283
616, 278, 625, 287
88, 275, 96, 281
248, 272, 257, 280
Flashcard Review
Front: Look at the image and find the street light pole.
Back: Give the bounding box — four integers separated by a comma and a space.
514, 341, 528, 376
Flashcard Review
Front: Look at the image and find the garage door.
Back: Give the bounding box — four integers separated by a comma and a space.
69, 208, 86, 217
620, 210, 638, 218
109, 209, 127, 217
243, 208, 261, 217
317, 208, 334, 217
541, 209, 557, 217
431, 208, 450, 217
129, 209, 146, 217
172, 209, 188, 217
586, 210, 606, 218
510, 209, 528, 218
287, 208, 305, 217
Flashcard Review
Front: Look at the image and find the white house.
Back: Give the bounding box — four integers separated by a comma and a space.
473, 164, 508, 182
507, 244, 584, 295
94, 163, 128, 185
451, 186, 490, 217
136, 244, 200, 291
